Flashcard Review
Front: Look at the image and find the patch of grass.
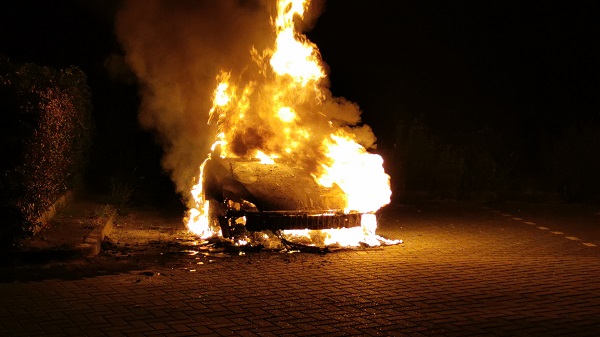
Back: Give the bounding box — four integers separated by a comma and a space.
89, 204, 117, 229
102, 177, 135, 214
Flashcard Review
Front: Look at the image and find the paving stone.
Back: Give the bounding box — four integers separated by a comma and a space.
1, 202, 600, 336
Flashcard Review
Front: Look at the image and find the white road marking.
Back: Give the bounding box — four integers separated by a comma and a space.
489, 211, 594, 247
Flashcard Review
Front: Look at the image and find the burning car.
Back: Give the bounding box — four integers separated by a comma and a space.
202, 153, 363, 239
183, 0, 398, 248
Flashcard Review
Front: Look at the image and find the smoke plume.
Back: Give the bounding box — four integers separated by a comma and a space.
115, 0, 272, 201
115, 0, 376, 205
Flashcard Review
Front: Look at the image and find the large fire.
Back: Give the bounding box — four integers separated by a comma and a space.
186, 0, 398, 248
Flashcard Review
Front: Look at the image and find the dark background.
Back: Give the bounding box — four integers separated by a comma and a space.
1, 0, 599, 205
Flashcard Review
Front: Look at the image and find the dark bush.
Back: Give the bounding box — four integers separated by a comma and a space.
544, 121, 600, 203
389, 115, 564, 202
391, 117, 503, 201
0, 56, 93, 248
388, 110, 600, 204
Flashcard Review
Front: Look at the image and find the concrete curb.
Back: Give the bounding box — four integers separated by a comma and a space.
33, 190, 74, 236
77, 209, 117, 258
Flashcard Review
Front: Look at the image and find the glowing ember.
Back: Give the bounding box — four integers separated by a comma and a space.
185, 0, 398, 248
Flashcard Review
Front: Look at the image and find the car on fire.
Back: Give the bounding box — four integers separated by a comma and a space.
202, 154, 364, 239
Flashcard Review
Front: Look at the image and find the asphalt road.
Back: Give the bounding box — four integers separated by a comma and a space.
1, 201, 599, 336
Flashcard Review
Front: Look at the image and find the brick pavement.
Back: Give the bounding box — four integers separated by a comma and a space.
1, 202, 599, 336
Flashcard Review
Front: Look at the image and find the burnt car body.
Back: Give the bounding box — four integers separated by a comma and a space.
202, 156, 363, 238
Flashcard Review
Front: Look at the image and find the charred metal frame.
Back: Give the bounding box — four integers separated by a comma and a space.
203, 156, 363, 238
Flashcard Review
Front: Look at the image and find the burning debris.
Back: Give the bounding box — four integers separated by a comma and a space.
117, 0, 401, 250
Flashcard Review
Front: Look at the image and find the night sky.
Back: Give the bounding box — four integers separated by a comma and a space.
1, 0, 599, 203
310, 1, 599, 143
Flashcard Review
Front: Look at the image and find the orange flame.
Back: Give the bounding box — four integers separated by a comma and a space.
317, 133, 391, 213
270, 0, 325, 85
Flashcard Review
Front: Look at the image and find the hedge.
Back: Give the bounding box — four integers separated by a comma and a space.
0, 56, 93, 248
